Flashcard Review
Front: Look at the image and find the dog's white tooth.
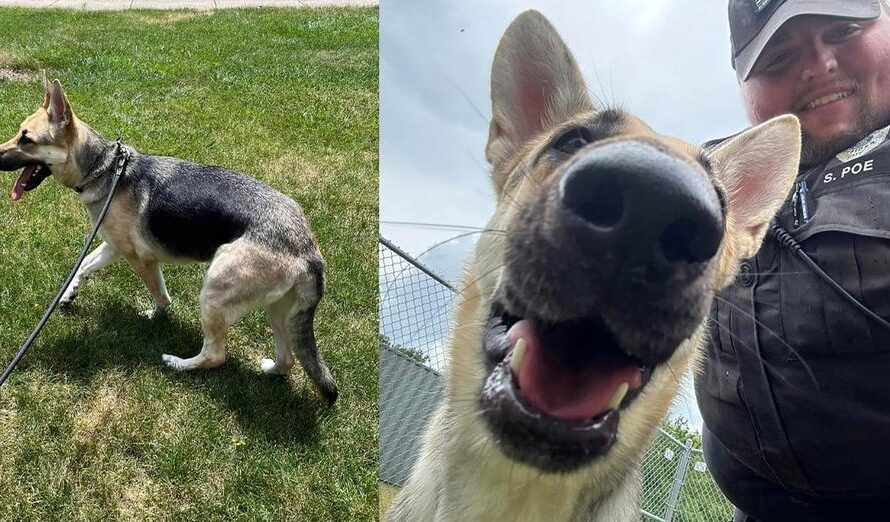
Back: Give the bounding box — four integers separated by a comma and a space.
510, 338, 527, 375
607, 382, 630, 410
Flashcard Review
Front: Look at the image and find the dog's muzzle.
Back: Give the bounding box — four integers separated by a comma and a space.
0, 150, 51, 201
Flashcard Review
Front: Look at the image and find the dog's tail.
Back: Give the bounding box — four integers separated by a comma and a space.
289, 257, 338, 405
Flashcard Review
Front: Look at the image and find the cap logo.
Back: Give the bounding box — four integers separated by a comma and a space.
753, 0, 773, 13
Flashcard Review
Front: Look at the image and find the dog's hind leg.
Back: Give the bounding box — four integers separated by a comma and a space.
60, 242, 119, 306
128, 259, 172, 319
162, 239, 285, 372
260, 292, 297, 375
288, 266, 338, 404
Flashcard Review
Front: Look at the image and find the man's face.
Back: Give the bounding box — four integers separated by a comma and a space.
741, 11, 890, 165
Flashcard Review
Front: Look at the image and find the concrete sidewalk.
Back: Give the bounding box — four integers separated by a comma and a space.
0, 0, 375, 8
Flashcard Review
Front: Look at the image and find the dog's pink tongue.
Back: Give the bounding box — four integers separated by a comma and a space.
509, 320, 641, 422
10, 165, 35, 201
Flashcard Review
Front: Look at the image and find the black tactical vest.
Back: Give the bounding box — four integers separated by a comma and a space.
696, 124, 890, 497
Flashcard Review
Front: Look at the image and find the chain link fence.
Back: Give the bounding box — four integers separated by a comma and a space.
379, 236, 734, 521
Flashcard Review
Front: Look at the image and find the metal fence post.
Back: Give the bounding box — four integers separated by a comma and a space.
663, 439, 693, 522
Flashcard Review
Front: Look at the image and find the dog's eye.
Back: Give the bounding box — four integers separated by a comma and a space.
553, 127, 592, 155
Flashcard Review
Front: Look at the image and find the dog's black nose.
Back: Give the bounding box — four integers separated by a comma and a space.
559, 140, 723, 273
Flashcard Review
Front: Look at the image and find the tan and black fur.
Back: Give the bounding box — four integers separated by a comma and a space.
387, 10, 801, 521
0, 75, 337, 404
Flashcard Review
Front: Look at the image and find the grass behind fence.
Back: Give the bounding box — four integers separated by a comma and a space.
0, 7, 377, 521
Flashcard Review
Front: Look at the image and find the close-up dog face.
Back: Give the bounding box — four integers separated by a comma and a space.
445, 9, 801, 482
476, 112, 725, 473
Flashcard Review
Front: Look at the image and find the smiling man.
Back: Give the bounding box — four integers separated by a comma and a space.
696, 0, 890, 520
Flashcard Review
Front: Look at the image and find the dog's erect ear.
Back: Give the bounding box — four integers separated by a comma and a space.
708, 114, 801, 260
46, 79, 72, 126
486, 10, 593, 178
42, 70, 51, 109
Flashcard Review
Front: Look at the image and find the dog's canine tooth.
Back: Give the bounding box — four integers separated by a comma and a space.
510, 337, 527, 375
607, 382, 629, 410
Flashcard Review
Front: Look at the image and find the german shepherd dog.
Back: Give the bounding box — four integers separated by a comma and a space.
0, 76, 337, 404
387, 10, 801, 521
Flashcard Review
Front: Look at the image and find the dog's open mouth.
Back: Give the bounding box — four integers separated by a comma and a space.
479, 300, 654, 472
10, 163, 51, 201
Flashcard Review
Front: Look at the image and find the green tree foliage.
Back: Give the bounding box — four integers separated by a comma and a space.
380, 334, 430, 365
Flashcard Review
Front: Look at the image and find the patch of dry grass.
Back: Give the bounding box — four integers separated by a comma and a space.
379, 482, 399, 519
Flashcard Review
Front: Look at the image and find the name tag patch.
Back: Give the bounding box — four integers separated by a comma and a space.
822, 159, 876, 185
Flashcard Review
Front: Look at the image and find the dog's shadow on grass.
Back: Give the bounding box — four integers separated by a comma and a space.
28, 301, 327, 448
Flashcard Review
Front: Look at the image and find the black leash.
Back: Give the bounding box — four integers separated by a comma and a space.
0, 140, 130, 389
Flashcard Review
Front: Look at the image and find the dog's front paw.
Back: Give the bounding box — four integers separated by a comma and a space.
162, 352, 225, 371
260, 358, 292, 375
140, 307, 167, 319
161, 352, 185, 370
162, 353, 189, 371
59, 287, 79, 308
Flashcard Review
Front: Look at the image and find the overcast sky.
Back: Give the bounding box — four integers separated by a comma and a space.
380, 0, 755, 431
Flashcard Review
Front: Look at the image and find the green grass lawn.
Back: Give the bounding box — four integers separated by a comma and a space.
0, 7, 377, 521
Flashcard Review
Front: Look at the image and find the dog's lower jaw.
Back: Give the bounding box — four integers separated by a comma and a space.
391, 398, 645, 522
443, 423, 638, 522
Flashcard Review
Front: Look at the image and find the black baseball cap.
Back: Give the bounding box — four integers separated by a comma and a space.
729, 0, 882, 81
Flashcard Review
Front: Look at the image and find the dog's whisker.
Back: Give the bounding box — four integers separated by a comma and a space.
451, 264, 503, 301
665, 361, 683, 387
741, 271, 809, 276
446, 76, 488, 127
410, 229, 507, 261
711, 320, 807, 390
714, 295, 819, 389
588, 59, 612, 110
380, 220, 506, 233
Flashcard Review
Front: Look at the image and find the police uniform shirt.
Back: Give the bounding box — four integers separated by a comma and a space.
696, 123, 890, 508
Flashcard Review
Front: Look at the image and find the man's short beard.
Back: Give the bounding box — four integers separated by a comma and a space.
800, 105, 890, 167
